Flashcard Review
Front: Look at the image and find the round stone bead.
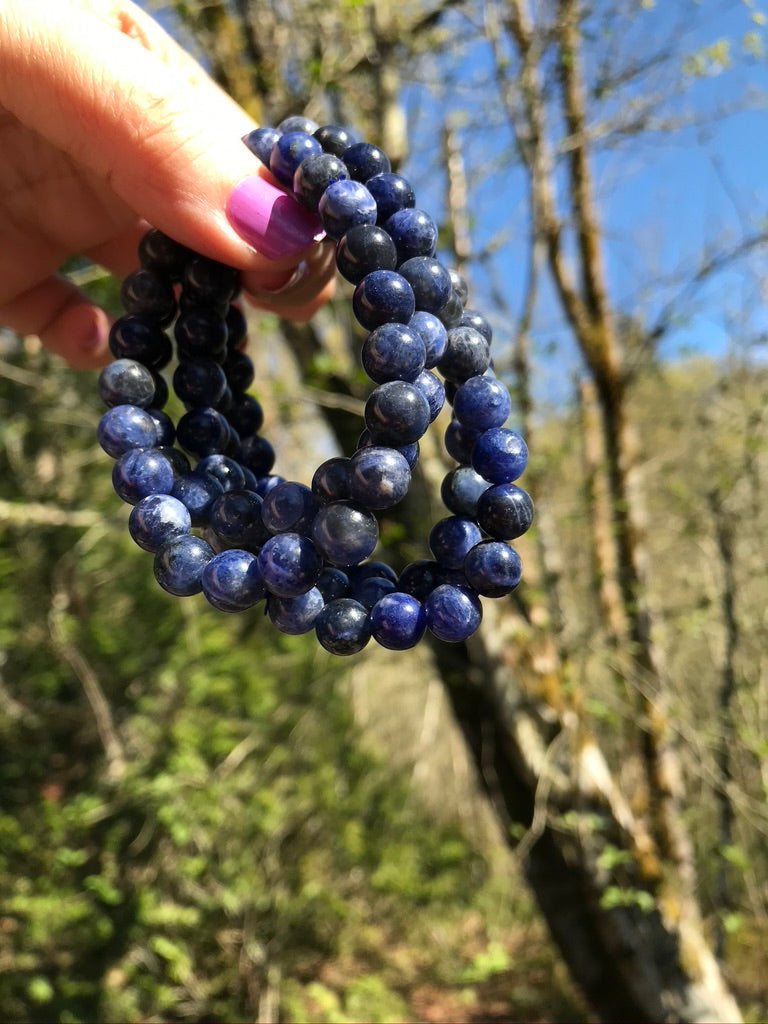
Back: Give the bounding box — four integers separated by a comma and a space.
314, 123, 358, 157
242, 126, 281, 165
174, 307, 228, 359
349, 574, 396, 610
149, 371, 169, 410
443, 421, 481, 466
154, 535, 214, 597
261, 481, 318, 534
437, 326, 491, 382
356, 430, 419, 470
269, 131, 323, 186
460, 309, 493, 343
195, 453, 246, 493
315, 598, 371, 656
347, 560, 399, 586
222, 350, 255, 392
109, 315, 172, 369
336, 225, 397, 284
172, 359, 227, 408
312, 501, 379, 567
412, 370, 445, 423
293, 152, 349, 210
184, 257, 240, 305
364, 380, 431, 446
370, 592, 427, 650
202, 549, 266, 611
464, 540, 522, 598
176, 407, 230, 458
472, 427, 529, 483
234, 435, 275, 477
98, 404, 158, 458
449, 268, 470, 304
342, 141, 391, 182
315, 567, 351, 602
210, 490, 271, 550
383, 208, 438, 262
318, 179, 378, 240
228, 395, 265, 439
348, 446, 411, 510
424, 584, 483, 643
429, 516, 483, 570
311, 457, 352, 503
408, 311, 448, 369
257, 532, 323, 597
171, 472, 224, 526
453, 376, 512, 431
436, 290, 464, 329
253, 474, 284, 498
268, 587, 325, 634
398, 257, 452, 314
476, 484, 534, 540
225, 305, 248, 349
361, 323, 425, 384
352, 270, 415, 329
128, 493, 192, 553
278, 114, 319, 134
112, 448, 175, 505
138, 229, 191, 281
440, 466, 488, 517
120, 269, 176, 324
365, 172, 416, 224
397, 560, 448, 602
147, 410, 176, 448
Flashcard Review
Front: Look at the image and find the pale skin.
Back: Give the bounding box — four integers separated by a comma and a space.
0, 0, 336, 368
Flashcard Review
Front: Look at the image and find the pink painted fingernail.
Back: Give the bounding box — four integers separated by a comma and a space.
226, 176, 324, 260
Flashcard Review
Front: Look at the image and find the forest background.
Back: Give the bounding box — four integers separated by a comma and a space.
1, 0, 768, 1021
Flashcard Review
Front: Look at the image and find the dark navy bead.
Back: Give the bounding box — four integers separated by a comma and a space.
383, 208, 437, 262
109, 315, 172, 369
138, 229, 191, 281
397, 560, 447, 602
98, 404, 158, 458
472, 427, 529, 484
336, 225, 397, 284
429, 516, 483, 570
460, 308, 492, 343
257, 532, 323, 597
398, 257, 452, 314
128, 493, 191, 553
293, 152, 349, 210
261, 481, 318, 534
342, 141, 391, 182
196, 453, 246, 493
424, 584, 482, 643
443, 420, 481, 466
236, 434, 275, 476
365, 172, 415, 224
436, 290, 465, 329
346, 560, 398, 586
315, 598, 371, 656
268, 588, 325, 634
277, 115, 319, 135
202, 549, 266, 611
242, 126, 281, 165
356, 429, 419, 470
154, 535, 214, 597
464, 540, 522, 598
318, 179, 377, 240
150, 371, 169, 410
453, 376, 511, 431
477, 484, 534, 540
147, 410, 176, 448
269, 131, 323, 187
228, 394, 265, 438
353, 270, 415, 330
253, 474, 284, 498
176, 407, 231, 457
171, 472, 225, 526
364, 380, 430, 446
222, 350, 255, 392
350, 574, 396, 610
348, 446, 411, 509
240, 465, 260, 492
175, 308, 229, 358
437, 326, 490, 382
210, 490, 270, 550
154, 446, 189, 478
311, 457, 351, 503
120, 269, 176, 324
370, 592, 426, 650
408, 311, 448, 369
173, 359, 227, 408
361, 323, 425, 384
312, 501, 379, 567
315, 567, 350, 602
441, 466, 488, 517
225, 305, 248, 349
448, 268, 470, 304
314, 124, 358, 157
184, 257, 240, 305
112, 448, 175, 505
412, 370, 445, 423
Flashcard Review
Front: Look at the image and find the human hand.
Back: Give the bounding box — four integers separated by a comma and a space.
0, 0, 335, 369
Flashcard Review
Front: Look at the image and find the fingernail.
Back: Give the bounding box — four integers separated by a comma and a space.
81, 308, 109, 353
246, 262, 308, 296
226, 176, 324, 260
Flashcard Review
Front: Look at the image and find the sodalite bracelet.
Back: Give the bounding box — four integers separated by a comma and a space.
96, 117, 533, 656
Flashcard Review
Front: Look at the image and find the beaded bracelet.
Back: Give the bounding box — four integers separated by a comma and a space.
96, 117, 533, 656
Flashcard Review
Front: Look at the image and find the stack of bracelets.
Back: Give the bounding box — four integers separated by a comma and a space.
96, 117, 534, 656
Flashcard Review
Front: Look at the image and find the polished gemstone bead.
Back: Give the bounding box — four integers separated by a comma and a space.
361, 323, 425, 384
383, 208, 437, 262
312, 501, 379, 567
147, 410, 176, 448
138, 229, 191, 281
448, 268, 470, 304
210, 489, 270, 549
98, 404, 158, 458
173, 359, 227, 408
120, 269, 176, 324
353, 271, 416, 330
370, 592, 426, 650
424, 584, 482, 642
253, 474, 285, 498
453, 376, 511, 431
257, 532, 323, 597
278, 115, 319, 135
268, 587, 325, 634
228, 394, 265, 438
436, 290, 464, 329
128, 493, 191, 552
336, 224, 398, 284
311, 457, 352, 503
477, 484, 534, 540
242, 126, 281, 165
112, 448, 175, 505
464, 540, 522, 598
235, 434, 275, 475
398, 257, 452, 314
202, 548, 266, 611
350, 574, 396, 610
397, 559, 448, 602
365, 172, 416, 224
154, 535, 214, 596
429, 516, 483, 570
443, 420, 481, 466
346, 560, 399, 586
195, 453, 246, 493
109, 315, 172, 369
412, 370, 445, 423
440, 466, 488, 517
293, 152, 349, 210
222, 349, 255, 392
318, 179, 377, 240
314, 123, 358, 157
356, 429, 419, 469
261, 481, 318, 534
315, 566, 350, 602
364, 380, 431, 446
171, 472, 225, 526
459, 309, 492, 343
472, 427, 529, 483
176, 407, 230, 457
437, 326, 491, 382
348, 446, 411, 509
342, 141, 391, 182
184, 257, 240, 305
150, 371, 169, 409
178, 287, 229, 318
269, 131, 323, 186
315, 598, 371, 655
408, 311, 448, 369
175, 307, 228, 358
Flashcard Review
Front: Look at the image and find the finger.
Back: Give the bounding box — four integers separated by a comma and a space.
243, 243, 338, 321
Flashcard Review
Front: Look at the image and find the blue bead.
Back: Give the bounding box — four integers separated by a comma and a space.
311, 457, 351, 503
398, 257, 452, 314
314, 124, 358, 157
171, 472, 224, 526
352, 270, 415, 330
408, 311, 448, 369
196, 454, 246, 493
349, 446, 411, 509
336, 224, 398, 284
210, 490, 271, 550
128, 494, 192, 552
202, 548, 266, 611
268, 587, 325, 634
424, 584, 483, 642
437, 326, 490, 382
361, 323, 425, 383
109, 315, 172, 369
318, 179, 377, 240
98, 359, 156, 408
472, 427, 528, 483
261, 481, 318, 533
174, 308, 228, 358
443, 421, 481, 465
183, 257, 240, 305
356, 430, 419, 469
383, 208, 438, 262
138, 229, 191, 280
397, 560, 448, 602
412, 370, 445, 423
429, 516, 483, 570
477, 484, 534, 540
312, 502, 379, 567
278, 115, 319, 134
222, 350, 255, 392
453, 376, 512, 431
464, 540, 522, 597
112, 448, 175, 505
269, 131, 323, 186
346, 560, 398, 586
253, 474, 285, 498
364, 381, 431, 446
315, 598, 371, 655
242, 126, 281, 165
365, 172, 415, 224
235, 434, 275, 476
147, 409, 176, 447
315, 567, 350, 602
436, 290, 464, 329
460, 308, 493, 343
449, 268, 470, 304
173, 359, 227, 408
228, 395, 265, 438
342, 141, 391, 182
257, 533, 323, 597
98, 404, 158, 458
350, 575, 396, 610
225, 305, 247, 349
370, 592, 426, 650
293, 152, 349, 210
440, 467, 488, 517
154, 535, 214, 597
176, 407, 230, 457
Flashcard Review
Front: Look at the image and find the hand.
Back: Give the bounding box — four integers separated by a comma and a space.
0, 0, 335, 368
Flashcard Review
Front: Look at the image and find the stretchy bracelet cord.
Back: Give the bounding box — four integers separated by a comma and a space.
96, 118, 534, 656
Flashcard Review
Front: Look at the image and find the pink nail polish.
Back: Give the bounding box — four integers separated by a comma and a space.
227, 176, 324, 260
